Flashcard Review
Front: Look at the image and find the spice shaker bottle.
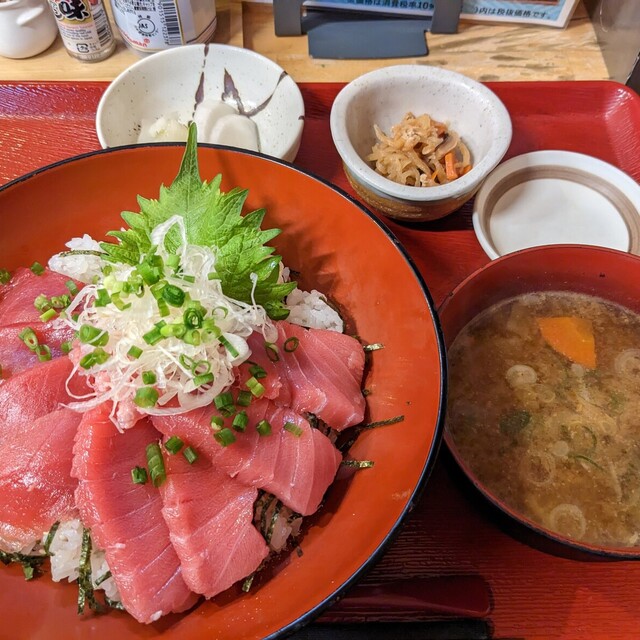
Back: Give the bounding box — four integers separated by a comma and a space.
48, 0, 116, 61
109, 0, 216, 55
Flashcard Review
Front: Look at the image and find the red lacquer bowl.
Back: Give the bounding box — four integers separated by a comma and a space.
439, 244, 640, 560
0, 145, 445, 638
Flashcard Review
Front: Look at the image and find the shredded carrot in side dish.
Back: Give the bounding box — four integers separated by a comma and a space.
444, 152, 458, 180
536, 316, 596, 369
367, 112, 473, 188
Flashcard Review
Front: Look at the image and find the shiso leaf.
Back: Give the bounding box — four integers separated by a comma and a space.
99, 123, 296, 319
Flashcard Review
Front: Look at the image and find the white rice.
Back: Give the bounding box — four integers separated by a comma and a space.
46, 520, 121, 602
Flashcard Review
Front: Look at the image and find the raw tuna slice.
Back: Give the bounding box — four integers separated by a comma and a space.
238, 321, 366, 430
153, 399, 342, 515
160, 450, 268, 598
0, 267, 78, 328
0, 357, 87, 447
73, 406, 197, 623
0, 408, 81, 553
0, 321, 76, 379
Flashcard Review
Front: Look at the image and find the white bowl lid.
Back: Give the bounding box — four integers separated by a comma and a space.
472, 150, 640, 260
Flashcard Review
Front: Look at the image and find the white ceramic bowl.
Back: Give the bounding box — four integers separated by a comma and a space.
96, 44, 305, 162
330, 65, 512, 222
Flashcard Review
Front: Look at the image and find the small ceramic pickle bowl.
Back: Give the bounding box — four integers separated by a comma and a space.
473, 150, 640, 259
329, 65, 512, 222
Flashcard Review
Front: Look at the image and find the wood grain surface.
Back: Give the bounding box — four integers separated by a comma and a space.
0, 1, 609, 83
1, 80, 640, 639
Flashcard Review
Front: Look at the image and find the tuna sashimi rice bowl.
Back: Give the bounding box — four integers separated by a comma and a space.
0, 131, 445, 637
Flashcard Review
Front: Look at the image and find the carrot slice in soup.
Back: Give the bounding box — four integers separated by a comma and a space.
536, 316, 596, 369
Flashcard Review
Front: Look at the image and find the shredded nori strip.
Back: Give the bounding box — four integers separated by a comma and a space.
105, 596, 125, 611
44, 521, 60, 555
242, 572, 256, 593
363, 343, 384, 352
266, 502, 282, 545
260, 494, 277, 535
362, 415, 405, 429
341, 460, 375, 469
0, 550, 46, 580
77, 528, 105, 615
94, 570, 112, 586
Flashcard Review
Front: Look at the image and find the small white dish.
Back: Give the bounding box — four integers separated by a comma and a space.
96, 44, 305, 163
0, 0, 57, 59
473, 150, 640, 259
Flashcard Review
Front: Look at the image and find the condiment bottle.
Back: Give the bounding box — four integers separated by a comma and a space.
109, 0, 216, 55
48, 0, 116, 61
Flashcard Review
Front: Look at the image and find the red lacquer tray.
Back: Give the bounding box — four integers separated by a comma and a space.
1, 80, 640, 640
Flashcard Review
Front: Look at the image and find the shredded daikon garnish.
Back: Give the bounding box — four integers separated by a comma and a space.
62, 215, 277, 431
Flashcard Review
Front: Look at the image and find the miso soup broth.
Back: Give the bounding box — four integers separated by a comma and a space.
447, 291, 640, 548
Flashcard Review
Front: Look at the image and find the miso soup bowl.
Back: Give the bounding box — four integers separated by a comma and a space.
439, 244, 640, 560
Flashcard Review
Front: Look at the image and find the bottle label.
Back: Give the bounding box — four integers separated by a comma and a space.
49, 0, 115, 59
111, 0, 216, 52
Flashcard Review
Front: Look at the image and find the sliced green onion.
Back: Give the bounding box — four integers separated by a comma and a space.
166, 255, 180, 269
214, 391, 234, 416
79, 324, 109, 347
284, 337, 299, 353
183, 446, 198, 464
65, 280, 79, 296
35, 344, 52, 362
256, 420, 272, 436
236, 390, 252, 407
110, 292, 131, 311
164, 435, 184, 454
284, 421, 303, 437
193, 372, 214, 387
131, 466, 148, 484
210, 415, 225, 430
249, 364, 267, 379
145, 442, 166, 487
142, 327, 163, 345
265, 342, 280, 362
30, 261, 45, 275
79, 347, 109, 369
0, 269, 11, 284
155, 297, 170, 317
39, 308, 57, 322
183, 329, 201, 346
180, 274, 196, 284
212, 306, 228, 318
19, 327, 38, 351
134, 386, 159, 408
142, 371, 157, 385
162, 284, 185, 307
218, 335, 239, 358
34, 294, 50, 311
341, 459, 375, 468
127, 345, 143, 359
232, 411, 248, 432
61, 341, 73, 355
183, 307, 204, 329
94, 288, 111, 307
214, 428, 236, 447
246, 376, 265, 398
179, 354, 196, 370
207, 272, 220, 281
149, 281, 166, 300
50, 295, 71, 309
191, 360, 211, 375
137, 262, 161, 285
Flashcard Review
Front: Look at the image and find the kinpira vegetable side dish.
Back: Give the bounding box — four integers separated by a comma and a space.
447, 290, 640, 548
368, 112, 473, 188
0, 125, 386, 623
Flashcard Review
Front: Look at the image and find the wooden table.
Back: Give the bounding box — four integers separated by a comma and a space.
0, 0, 610, 82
